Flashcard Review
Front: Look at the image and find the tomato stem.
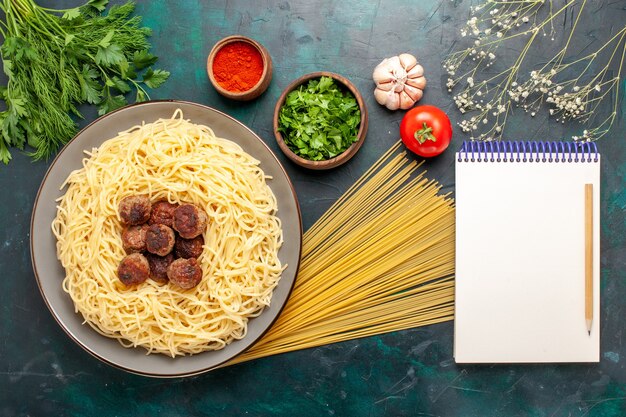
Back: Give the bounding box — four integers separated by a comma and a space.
414, 122, 437, 144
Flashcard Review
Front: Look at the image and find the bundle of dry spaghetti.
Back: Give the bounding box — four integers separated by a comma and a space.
227, 142, 455, 366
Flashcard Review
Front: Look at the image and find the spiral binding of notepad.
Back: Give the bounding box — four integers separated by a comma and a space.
457, 141, 599, 163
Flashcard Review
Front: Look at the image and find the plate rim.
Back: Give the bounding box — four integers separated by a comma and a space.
30, 99, 302, 378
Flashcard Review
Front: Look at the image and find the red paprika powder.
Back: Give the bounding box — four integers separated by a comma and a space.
212, 41, 264, 93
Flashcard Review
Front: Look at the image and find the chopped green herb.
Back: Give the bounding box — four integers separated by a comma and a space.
0, 0, 170, 164
277, 76, 361, 161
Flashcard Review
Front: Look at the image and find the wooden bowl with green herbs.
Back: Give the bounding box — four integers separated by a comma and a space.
273, 72, 368, 170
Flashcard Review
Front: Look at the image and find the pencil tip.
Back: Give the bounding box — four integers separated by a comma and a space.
588, 330, 591, 336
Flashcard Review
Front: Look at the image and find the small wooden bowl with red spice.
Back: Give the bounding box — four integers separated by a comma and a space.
207, 35, 273, 101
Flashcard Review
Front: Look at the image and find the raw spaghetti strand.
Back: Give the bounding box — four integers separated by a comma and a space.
52, 110, 283, 357
226, 144, 455, 365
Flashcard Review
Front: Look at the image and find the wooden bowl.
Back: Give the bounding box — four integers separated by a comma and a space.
207, 35, 273, 101
273, 72, 368, 170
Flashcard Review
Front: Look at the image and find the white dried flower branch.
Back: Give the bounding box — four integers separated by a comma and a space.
444, 0, 626, 142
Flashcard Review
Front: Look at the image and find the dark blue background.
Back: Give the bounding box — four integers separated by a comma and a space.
1, 1, 625, 416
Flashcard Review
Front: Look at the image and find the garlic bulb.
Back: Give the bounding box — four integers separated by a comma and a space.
373, 53, 426, 110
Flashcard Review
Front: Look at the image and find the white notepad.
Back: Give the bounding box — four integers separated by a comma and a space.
454, 141, 600, 363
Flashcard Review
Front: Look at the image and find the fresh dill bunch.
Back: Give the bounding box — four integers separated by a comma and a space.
0, 0, 170, 164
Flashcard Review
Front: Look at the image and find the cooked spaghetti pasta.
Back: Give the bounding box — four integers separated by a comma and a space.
227, 143, 455, 365
52, 110, 283, 357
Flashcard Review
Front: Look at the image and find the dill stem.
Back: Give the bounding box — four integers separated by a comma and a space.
556, 0, 586, 66
558, 26, 626, 75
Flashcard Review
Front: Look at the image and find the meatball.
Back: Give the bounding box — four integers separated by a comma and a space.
167, 258, 202, 289
146, 252, 174, 284
173, 204, 207, 239
148, 200, 178, 228
121, 224, 148, 253
175, 234, 205, 259
117, 253, 149, 286
118, 195, 151, 226
145, 224, 175, 256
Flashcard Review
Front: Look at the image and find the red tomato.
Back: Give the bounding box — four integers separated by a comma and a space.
400, 105, 452, 158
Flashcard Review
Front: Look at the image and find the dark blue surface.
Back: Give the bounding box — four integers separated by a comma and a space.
0, 1, 625, 416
